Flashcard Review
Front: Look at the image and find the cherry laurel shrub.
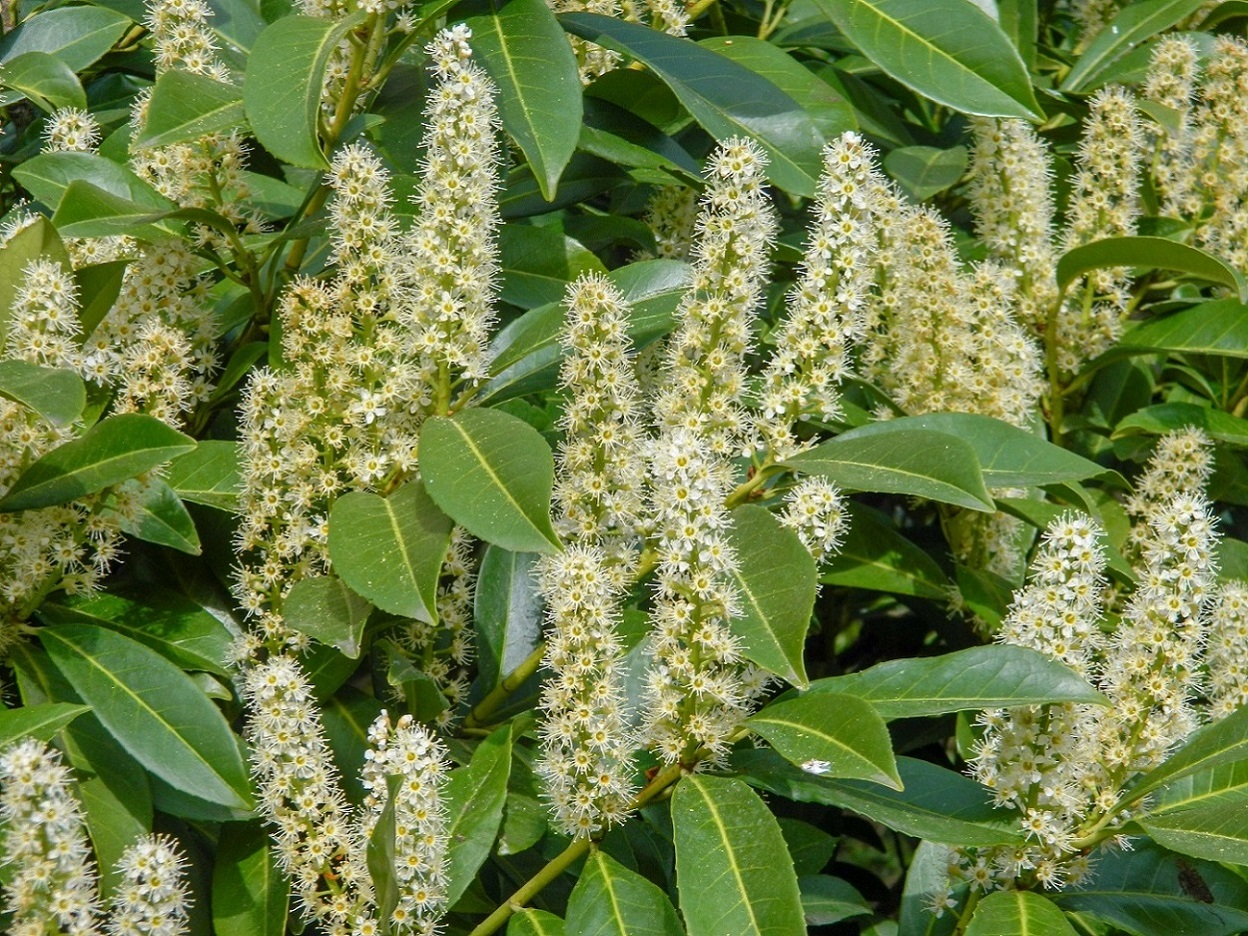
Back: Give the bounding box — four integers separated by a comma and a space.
4, 0, 1248, 934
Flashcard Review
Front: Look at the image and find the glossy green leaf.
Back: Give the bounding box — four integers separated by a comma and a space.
75, 260, 128, 339
966, 890, 1079, 936
1113, 403, 1248, 447
820, 501, 951, 600
444, 723, 513, 908
0, 413, 195, 512
35, 587, 233, 677
243, 13, 366, 169
499, 224, 605, 309
1061, 0, 1209, 92
1052, 842, 1248, 936
1122, 705, 1248, 808
481, 258, 689, 404
1140, 802, 1248, 866
748, 693, 901, 789
109, 478, 201, 554
0, 7, 132, 72
726, 505, 816, 688
14, 152, 171, 213
697, 36, 856, 142
39, 623, 253, 810
465, 0, 581, 201
735, 749, 1024, 846
800, 875, 871, 927
328, 481, 452, 622
135, 70, 247, 149
672, 774, 806, 936
1057, 237, 1247, 301
368, 775, 401, 924
0, 216, 70, 348
567, 851, 685, 936
9, 644, 154, 897
786, 429, 994, 512
322, 686, 384, 805
1120, 299, 1248, 359
213, 822, 289, 936
0, 360, 85, 426
1151, 759, 1248, 816
809, 0, 1042, 119
560, 13, 824, 196
472, 546, 543, 704
284, 574, 372, 658
164, 439, 242, 512
420, 407, 560, 553
884, 145, 968, 201
779, 818, 838, 876
0, 701, 90, 745
0, 50, 85, 110
808, 645, 1105, 719
510, 910, 567, 936
837, 414, 1117, 488
50, 180, 179, 240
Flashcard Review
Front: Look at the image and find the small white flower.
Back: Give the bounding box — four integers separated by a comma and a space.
801, 759, 833, 775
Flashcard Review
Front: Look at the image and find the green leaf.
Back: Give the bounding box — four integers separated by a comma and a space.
672, 775, 806, 936
0, 701, 90, 745
1052, 841, 1248, 936
109, 478, 201, 555
0, 216, 70, 348
779, 818, 838, 875
284, 574, 372, 658
1060, 0, 1209, 92
481, 258, 689, 404
786, 429, 994, 512
499, 224, 605, 309
808, 645, 1105, 719
243, 12, 366, 169
0, 360, 85, 426
1151, 759, 1248, 816
837, 414, 1118, 488
0, 7, 132, 72
747, 693, 901, 789
9, 644, 154, 897
212, 822, 289, 936
808, 0, 1041, 119
0, 413, 195, 512
39, 623, 253, 810
322, 685, 384, 804
75, 261, 127, 339
697, 36, 856, 143
560, 13, 824, 196
464, 0, 582, 202
14, 152, 171, 213
735, 749, 1025, 846
1119, 299, 1248, 359
472, 546, 543, 702
1057, 237, 1247, 302
510, 910, 567, 936
1113, 403, 1248, 447
1122, 705, 1248, 808
820, 502, 951, 600
799, 875, 871, 927
50, 180, 179, 240
164, 440, 242, 512
1140, 802, 1248, 866
884, 145, 968, 201
135, 70, 247, 150
567, 851, 686, 936
328, 481, 453, 622
368, 775, 401, 925
966, 891, 1079, 936
444, 723, 513, 908
725, 505, 816, 688
420, 407, 560, 553
0, 50, 86, 110
35, 587, 233, 677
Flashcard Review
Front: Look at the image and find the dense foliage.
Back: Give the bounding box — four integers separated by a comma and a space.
4, 0, 1248, 934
